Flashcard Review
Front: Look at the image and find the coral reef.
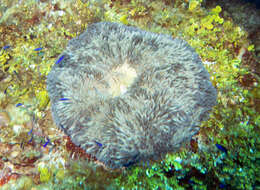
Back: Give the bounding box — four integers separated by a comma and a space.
46, 22, 217, 169
0, 0, 259, 189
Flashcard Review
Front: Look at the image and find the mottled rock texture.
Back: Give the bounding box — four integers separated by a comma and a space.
46, 22, 217, 169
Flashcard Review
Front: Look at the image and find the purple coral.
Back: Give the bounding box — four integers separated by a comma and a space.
46, 22, 217, 169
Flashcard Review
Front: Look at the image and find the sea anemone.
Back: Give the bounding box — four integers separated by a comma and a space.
46, 22, 217, 169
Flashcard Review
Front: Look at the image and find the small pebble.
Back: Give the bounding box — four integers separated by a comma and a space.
13, 124, 23, 134
0, 112, 10, 126
10, 151, 20, 158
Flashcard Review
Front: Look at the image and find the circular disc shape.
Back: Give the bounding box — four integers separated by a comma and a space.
46, 22, 217, 169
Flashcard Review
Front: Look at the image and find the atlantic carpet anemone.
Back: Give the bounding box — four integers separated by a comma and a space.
46, 22, 217, 169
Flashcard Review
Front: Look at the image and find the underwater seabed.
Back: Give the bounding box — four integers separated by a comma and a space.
0, 0, 259, 189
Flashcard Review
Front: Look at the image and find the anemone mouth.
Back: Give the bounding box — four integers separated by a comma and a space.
46, 22, 217, 170
106, 61, 137, 97
82, 61, 138, 100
